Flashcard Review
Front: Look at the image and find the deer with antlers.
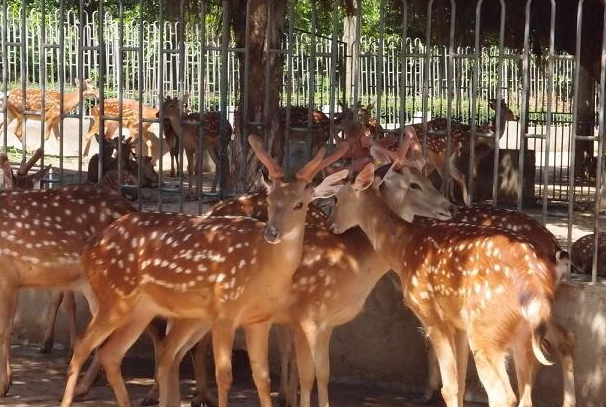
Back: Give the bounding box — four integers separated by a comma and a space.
83, 99, 160, 157
0, 79, 99, 143
157, 96, 233, 193
323, 154, 565, 407
58, 136, 349, 407
0, 184, 136, 397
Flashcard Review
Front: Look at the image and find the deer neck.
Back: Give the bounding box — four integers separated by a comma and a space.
492, 112, 507, 139
61, 90, 88, 114
353, 190, 413, 273
264, 219, 307, 283
166, 114, 184, 135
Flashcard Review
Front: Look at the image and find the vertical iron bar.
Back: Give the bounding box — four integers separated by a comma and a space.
307, 0, 316, 161
58, 0, 65, 184
399, 1, 408, 143
19, 0, 26, 160
157, 0, 165, 212
197, 0, 207, 213
542, 1, 556, 225
376, 0, 385, 138
327, 0, 339, 144
568, 1, 584, 277
421, 1, 433, 162
444, 1, 455, 199
219, 0, 230, 198
137, 0, 144, 211
118, 0, 125, 198
97, 0, 105, 183
284, 0, 294, 171
1, 0, 6, 149
40, 0, 46, 174
489, 1, 506, 206
77, 0, 84, 181
352, 3, 361, 105
518, 0, 534, 212
591, 2, 606, 282
177, 0, 185, 211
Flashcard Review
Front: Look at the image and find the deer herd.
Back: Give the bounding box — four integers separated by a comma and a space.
1, 78, 603, 407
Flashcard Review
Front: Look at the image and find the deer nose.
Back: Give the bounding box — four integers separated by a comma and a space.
263, 225, 281, 244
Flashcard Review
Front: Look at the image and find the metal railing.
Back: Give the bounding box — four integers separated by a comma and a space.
0, 0, 604, 283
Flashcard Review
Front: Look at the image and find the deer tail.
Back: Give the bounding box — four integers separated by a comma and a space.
518, 263, 558, 367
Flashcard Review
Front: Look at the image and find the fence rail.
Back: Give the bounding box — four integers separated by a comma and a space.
1, 8, 579, 127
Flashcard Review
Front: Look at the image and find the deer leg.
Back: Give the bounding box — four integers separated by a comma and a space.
212, 322, 236, 407
64, 291, 77, 356
286, 339, 298, 407
546, 322, 576, 407
276, 325, 294, 407
157, 320, 211, 407
0, 281, 18, 396
512, 330, 534, 407
139, 319, 168, 406
186, 150, 195, 197
244, 321, 273, 407
40, 291, 64, 354
98, 307, 155, 407
468, 338, 516, 407
14, 118, 23, 144
293, 324, 315, 407
208, 148, 221, 193
425, 324, 461, 407
83, 121, 99, 157
190, 334, 216, 407
423, 342, 441, 403
453, 329, 469, 407
60, 307, 129, 407
314, 327, 334, 407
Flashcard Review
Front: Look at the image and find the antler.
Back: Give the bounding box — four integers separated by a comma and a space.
18, 148, 44, 176
248, 135, 285, 180
296, 140, 349, 183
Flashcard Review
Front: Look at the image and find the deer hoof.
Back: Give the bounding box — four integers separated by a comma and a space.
140, 395, 159, 406
191, 393, 217, 407
39, 341, 53, 354
0, 379, 10, 397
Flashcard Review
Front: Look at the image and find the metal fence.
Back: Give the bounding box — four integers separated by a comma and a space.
1, 0, 605, 282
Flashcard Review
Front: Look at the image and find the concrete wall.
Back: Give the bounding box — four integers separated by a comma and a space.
12, 278, 606, 406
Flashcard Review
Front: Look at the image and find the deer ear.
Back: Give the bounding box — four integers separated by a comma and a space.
259, 171, 271, 193
354, 163, 375, 192
312, 169, 349, 200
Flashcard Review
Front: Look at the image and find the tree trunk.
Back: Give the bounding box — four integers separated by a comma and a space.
229, 0, 287, 193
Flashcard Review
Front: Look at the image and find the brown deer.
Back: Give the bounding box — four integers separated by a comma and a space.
0, 149, 76, 356
325, 162, 564, 407
372, 143, 574, 406
0, 79, 99, 143
83, 99, 159, 157
158, 96, 233, 193
279, 106, 337, 156
571, 233, 606, 277
200, 152, 452, 407
0, 184, 136, 397
58, 136, 349, 407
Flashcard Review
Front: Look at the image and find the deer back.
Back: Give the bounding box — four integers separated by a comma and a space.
0, 185, 135, 276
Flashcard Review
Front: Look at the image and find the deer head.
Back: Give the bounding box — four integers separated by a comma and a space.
1, 149, 52, 190
248, 135, 349, 244
74, 78, 100, 99
488, 98, 518, 122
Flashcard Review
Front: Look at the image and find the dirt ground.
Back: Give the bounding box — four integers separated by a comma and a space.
0, 344, 477, 407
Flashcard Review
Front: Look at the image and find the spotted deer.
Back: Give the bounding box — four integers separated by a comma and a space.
0, 79, 99, 143
325, 160, 565, 407
0, 149, 75, 357
571, 233, 606, 277
197, 154, 452, 407
83, 99, 160, 157
158, 96, 233, 193
365, 136, 574, 407
0, 184, 136, 397
279, 106, 337, 155
58, 136, 349, 407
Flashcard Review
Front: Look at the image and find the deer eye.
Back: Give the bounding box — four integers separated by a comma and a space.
410, 183, 421, 190
294, 202, 304, 210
